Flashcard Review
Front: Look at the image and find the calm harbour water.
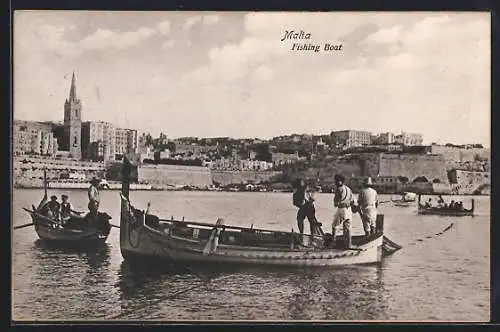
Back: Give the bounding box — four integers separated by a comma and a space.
12, 189, 490, 321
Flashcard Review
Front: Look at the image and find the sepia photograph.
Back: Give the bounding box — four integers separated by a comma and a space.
12, 10, 490, 322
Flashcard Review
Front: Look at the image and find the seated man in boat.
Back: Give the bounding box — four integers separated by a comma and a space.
41, 195, 61, 221
60, 194, 82, 224
357, 177, 378, 237
292, 178, 321, 246
437, 195, 445, 208
424, 198, 433, 208
332, 174, 355, 249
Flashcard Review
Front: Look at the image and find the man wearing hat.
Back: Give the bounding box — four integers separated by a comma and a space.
60, 194, 81, 223
88, 177, 101, 224
357, 177, 378, 237
292, 178, 321, 246
40, 195, 61, 223
333, 174, 355, 249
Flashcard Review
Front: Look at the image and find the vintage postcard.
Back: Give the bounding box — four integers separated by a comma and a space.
12, 11, 490, 322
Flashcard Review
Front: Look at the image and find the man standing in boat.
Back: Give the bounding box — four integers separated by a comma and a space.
357, 177, 378, 237
292, 178, 320, 245
88, 178, 100, 226
332, 174, 355, 249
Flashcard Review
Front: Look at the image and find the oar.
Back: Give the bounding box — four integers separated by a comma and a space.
14, 223, 35, 230
22, 208, 60, 225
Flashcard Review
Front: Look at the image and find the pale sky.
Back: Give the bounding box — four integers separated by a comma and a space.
14, 11, 490, 147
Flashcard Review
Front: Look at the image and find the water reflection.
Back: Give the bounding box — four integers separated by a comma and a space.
33, 239, 111, 268
111, 260, 389, 320
13, 190, 490, 321
287, 266, 387, 320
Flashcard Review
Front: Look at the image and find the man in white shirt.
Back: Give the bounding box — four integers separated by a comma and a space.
88, 178, 100, 225
357, 177, 378, 237
333, 174, 354, 249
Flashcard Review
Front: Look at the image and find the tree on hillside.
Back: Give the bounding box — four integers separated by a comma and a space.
413, 176, 429, 183
398, 176, 409, 184
254, 143, 272, 162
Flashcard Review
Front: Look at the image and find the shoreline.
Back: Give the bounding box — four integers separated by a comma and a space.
12, 186, 489, 196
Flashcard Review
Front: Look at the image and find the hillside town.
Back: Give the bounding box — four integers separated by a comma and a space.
13, 73, 490, 195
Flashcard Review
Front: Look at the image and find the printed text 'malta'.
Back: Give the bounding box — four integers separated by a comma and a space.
280, 30, 311, 42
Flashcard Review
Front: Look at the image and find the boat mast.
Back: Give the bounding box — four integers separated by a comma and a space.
121, 157, 132, 199
43, 168, 47, 197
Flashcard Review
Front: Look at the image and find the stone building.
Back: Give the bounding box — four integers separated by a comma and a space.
331, 130, 371, 148
13, 120, 58, 156
115, 128, 138, 160
394, 132, 423, 146
81, 121, 116, 161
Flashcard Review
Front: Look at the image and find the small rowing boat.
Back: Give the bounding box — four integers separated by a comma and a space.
17, 169, 113, 246
118, 158, 402, 267
22, 207, 112, 245
417, 195, 474, 217
391, 192, 417, 207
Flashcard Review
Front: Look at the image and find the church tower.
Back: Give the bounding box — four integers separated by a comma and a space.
64, 71, 82, 160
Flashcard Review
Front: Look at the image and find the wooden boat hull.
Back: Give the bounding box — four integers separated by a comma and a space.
417, 207, 474, 217
119, 195, 384, 267
392, 201, 414, 207
25, 208, 112, 245
416, 195, 474, 217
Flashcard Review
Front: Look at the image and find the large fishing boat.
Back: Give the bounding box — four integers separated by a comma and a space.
417, 195, 475, 217
18, 170, 113, 246
118, 158, 402, 267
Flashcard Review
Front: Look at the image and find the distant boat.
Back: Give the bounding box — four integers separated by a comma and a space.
391, 192, 417, 207
417, 194, 475, 217
118, 158, 402, 267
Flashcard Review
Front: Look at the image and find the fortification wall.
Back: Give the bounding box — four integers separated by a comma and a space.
211, 170, 282, 186
374, 153, 449, 183
430, 146, 490, 162
449, 169, 490, 194
137, 164, 212, 187
282, 155, 362, 185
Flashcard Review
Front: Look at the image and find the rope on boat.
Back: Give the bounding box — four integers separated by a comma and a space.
407, 222, 455, 246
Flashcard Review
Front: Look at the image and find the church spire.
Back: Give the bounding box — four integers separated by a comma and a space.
69, 71, 77, 101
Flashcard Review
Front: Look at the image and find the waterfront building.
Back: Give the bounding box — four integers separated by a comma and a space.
63, 72, 82, 160
375, 132, 395, 145
81, 121, 116, 161
13, 120, 58, 156
271, 151, 300, 167
331, 130, 371, 148
239, 159, 274, 171
115, 128, 138, 160
394, 132, 423, 146
13, 156, 106, 187
156, 150, 172, 160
